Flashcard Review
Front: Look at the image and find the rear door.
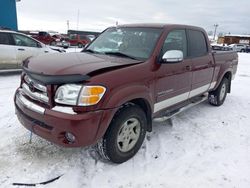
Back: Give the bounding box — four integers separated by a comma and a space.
154, 29, 193, 113
0, 32, 18, 69
11, 33, 42, 68
187, 29, 214, 98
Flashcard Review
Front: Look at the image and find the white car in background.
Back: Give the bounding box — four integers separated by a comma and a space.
228, 44, 247, 52
0, 30, 64, 70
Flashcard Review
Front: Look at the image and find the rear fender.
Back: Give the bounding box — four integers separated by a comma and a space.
214, 69, 233, 92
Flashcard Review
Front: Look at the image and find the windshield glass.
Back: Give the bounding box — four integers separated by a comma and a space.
86, 27, 163, 60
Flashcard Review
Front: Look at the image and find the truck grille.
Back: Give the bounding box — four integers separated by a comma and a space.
22, 75, 49, 103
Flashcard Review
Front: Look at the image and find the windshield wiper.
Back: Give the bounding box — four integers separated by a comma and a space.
103, 52, 139, 60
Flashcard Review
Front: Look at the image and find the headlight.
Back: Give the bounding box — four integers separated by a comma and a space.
55, 84, 81, 105
55, 84, 106, 106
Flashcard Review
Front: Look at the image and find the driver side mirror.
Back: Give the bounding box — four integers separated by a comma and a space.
161, 50, 183, 63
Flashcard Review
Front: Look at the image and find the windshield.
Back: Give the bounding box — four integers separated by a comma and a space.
86, 27, 163, 60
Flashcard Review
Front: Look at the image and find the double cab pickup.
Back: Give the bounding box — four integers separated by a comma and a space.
14, 24, 238, 163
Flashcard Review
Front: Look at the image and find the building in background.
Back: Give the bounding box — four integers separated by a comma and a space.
218, 34, 250, 45
0, 0, 20, 30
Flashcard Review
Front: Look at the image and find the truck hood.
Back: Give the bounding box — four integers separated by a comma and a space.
24, 52, 141, 76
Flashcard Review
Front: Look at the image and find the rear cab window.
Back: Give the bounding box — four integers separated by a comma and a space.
187, 30, 208, 57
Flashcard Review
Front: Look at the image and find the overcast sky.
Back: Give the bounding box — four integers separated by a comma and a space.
16, 0, 250, 34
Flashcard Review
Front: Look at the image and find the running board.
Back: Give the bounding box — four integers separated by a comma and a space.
153, 93, 208, 122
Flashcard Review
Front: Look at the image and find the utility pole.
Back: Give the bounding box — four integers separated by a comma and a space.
67, 20, 69, 32
213, 24, 219, 40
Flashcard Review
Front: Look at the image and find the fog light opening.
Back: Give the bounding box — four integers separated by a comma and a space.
65, 132, 76, 143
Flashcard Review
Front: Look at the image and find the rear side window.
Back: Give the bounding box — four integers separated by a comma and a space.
0, 32, 11, 45
187, 30, 208, 57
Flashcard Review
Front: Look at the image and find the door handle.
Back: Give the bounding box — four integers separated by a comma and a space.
186, 65, 192, 71
18, 48, 25, 51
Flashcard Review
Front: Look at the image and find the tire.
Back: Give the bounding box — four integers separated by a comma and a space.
78, 43, 83, 48
96, 104, 147, 163
208, 78, 229, 106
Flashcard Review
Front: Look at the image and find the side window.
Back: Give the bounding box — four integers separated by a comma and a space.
187, 30, 208, 57
0, 32, 11, 45
12, 34, 38, 48
161, 29, 187, 58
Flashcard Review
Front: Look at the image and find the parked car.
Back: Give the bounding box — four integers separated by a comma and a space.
32, 31, 55, 45
14, 24, 238, 163
211, 44, 233, 51
32, 31, 70, 48
228, 43, 247, 52
51, 34, 70, 49
68, 34, 91, 48
244, 45, 250, 53
0, 30, 62, 70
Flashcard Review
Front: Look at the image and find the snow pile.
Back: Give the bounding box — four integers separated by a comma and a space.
0, 53, 250, 188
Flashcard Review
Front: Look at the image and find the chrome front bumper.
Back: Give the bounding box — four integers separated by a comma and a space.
15, 90, 45, 114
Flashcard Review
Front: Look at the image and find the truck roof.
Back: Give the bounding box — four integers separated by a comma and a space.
116, 23, 204, 30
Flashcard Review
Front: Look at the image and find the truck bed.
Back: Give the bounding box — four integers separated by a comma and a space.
212, 51, 238, 65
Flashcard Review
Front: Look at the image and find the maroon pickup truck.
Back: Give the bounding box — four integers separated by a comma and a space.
14, 24, 238, 163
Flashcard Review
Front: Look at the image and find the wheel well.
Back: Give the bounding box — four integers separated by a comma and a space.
127, 99, 152, 132
223, 72, 232, 93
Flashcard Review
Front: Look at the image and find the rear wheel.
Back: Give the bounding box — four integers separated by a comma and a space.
96, 104, 147, 163
208, 78, 229, 106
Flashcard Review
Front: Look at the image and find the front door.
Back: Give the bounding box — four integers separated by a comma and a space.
154, 29, 192, 113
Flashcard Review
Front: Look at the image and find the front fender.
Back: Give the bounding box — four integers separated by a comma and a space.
94, 85, 154, 142
104, 84, 154, 110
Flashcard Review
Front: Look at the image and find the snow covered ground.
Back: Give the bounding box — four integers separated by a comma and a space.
0, 53, 250, 188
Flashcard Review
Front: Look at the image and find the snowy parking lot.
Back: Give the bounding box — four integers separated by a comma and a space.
0, 53, 250, 188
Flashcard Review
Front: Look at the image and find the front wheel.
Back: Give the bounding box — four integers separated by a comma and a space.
97, 104, 147, 163
208, 78, 229, 106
